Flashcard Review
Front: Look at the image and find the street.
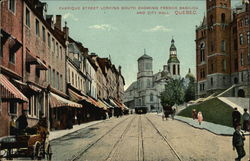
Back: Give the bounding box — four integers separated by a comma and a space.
51, 114, 250, 161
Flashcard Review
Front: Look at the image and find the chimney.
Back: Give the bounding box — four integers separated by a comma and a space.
55, 15, 62, 30
118, 66, 121, 74
63, 21, 69, 41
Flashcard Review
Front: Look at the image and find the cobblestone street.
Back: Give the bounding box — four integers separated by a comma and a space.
51, 114, 250, 161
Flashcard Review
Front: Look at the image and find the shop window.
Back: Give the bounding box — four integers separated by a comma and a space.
26, 8, 30, 27
8, 0, 15, 13
9, 102, 17, 115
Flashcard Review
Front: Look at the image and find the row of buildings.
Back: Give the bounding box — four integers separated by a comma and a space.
0, 0, 125, 137
196, 0, 250, 98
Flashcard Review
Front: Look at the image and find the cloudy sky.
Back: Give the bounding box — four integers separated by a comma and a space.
42, 0, 239, 89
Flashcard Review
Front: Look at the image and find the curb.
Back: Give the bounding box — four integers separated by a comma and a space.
50, 119, 106, 141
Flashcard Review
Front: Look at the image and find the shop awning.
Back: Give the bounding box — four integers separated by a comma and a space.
97, 99, 108, 111
109, 99, 120, 108
0, 74, 28, 102
68, 89, 91, 104
103, 100, 114, 109
49, 92, 82, 108
88, 96, 100, 108
113, 99, 125, 110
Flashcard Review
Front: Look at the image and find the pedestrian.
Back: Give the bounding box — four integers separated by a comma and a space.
197, 111, 203, 125
232, 108, 241, 129
171, 106, 176, 120
16, 109, 28, 134
10, 115, 17, 135
233, 123, 246, 161
192, 109, 197, 120
242, 108, 250, 132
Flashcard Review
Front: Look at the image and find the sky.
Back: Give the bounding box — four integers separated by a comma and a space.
42, 0, 240, 90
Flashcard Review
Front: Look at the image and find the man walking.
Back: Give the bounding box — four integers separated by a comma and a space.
233, 123, 246, 161
232, 108, 241, 129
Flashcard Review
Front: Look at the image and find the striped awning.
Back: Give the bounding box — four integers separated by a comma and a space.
49, 92, 82, 108
97, 99, 108, 111
68, 89, 91, 104
0, 74, 28, 102
88, 96, 100, 108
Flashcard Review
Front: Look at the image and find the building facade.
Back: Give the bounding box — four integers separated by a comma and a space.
124, 39, 181, 112
196, 0, 249, 98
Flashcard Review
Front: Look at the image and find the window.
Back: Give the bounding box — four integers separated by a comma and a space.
173, 64, 176, 75
48, 66, 51, 83
178, 65, 180, 75
240, 53, 244, 66
245, 18, 249, 25
60, 75, 63, 90
200, 43, 205, 62
60, 46, 62, 59
36, 68, 40, 77
211, 62, 214, 72
9, 47, 15, 63
48, 33, 51, 48
72, 72, 74, 85
234, 58, 238, 71
234, 39, 238, 50
35, 19, 40, 36
56, 72, 59, 89
56, 43, 59, 57
210, 41, 214, 51
150, 93, 154, 102
247, 32, 250, 44
42, 26, 46, 42
9, 102, 17, 115
67, 68, 70, 82
52, 69, 55, 87
75, 74, 77, 87
147, 79, 150, 88
26, 62, 30, 73
239, 34, 244, 45
221, 40, 226, 52
210, 15, 213, 25
8, 0, 15, 13
26, 8, 30, 27
146, 63, 151, 70
221, 13, 225, 23
222, 60, 226, 72
52, 38, 55, 52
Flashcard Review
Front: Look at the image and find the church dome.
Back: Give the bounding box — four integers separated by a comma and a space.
185, 68, 195, 79
137, 54, 153, 61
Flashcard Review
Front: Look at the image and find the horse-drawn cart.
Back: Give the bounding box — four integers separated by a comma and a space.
0, 120, 52, 160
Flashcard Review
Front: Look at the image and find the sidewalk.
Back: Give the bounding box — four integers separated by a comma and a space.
157, 114, 250, 136
49, 120, 105, 141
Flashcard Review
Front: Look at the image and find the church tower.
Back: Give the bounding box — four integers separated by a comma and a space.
206, 0, 231, 95
167, 38, 180, 79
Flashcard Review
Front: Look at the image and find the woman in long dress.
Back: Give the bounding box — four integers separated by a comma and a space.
197, 111, 203, 125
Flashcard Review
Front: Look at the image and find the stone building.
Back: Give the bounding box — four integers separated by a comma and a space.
124, 38, 181, 112
196, 0, 249, 98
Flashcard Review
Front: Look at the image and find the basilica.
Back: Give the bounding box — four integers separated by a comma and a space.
123, 38, 184, 112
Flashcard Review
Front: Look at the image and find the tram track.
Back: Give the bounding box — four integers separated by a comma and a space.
145, 116, 182, 161
105, 116, 136, 161
69, 115, 133, 161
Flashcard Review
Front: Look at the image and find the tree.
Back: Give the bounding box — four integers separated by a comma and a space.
160, 78, 185, 108
184, 76, 195, 102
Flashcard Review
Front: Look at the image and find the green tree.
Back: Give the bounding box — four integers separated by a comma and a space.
160, 78, 185, 107
184, 77, 195, 102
